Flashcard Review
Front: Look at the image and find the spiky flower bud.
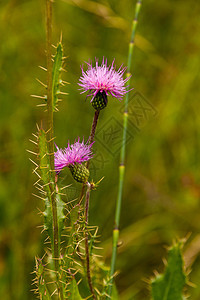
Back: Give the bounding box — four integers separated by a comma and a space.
69, 163, 89, 183
91, 91, 108, 111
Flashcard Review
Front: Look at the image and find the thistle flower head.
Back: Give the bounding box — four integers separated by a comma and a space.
54, 138, 94, 173
78, 58, 131, 103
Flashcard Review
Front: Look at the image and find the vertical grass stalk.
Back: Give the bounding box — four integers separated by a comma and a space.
46, 0, 63, 298
107, 1, 142, 297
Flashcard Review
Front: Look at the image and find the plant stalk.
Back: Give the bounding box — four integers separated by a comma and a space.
79, 110, 100, 202
46, 0, 63, 298
85, 184, 97, 299
107, 1, 142, 298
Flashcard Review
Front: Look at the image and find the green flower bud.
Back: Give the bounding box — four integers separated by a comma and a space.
69, 163, 89, 183
92, 91, 108, 111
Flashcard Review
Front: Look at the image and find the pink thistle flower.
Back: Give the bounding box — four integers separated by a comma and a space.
54, 138, 94, 173
78, 58, 131, 103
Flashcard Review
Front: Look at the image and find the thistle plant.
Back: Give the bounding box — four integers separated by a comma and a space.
29, 1, 190, 299
78, 58, 131, 200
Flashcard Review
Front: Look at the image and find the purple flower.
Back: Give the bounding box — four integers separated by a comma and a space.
54, 138, 94, 173
78, 58, 131, 102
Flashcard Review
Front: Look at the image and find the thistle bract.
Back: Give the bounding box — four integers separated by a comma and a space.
78, 58, 131, 110
91, 91, 108, 111
69, 163, 90, 183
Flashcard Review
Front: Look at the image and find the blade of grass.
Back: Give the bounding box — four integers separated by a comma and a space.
107, 1, 142, 298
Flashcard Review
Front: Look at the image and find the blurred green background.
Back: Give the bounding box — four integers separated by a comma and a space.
1, 0, 200, 299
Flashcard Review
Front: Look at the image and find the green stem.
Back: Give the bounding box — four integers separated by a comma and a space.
79, 110, 100, 202
46, 1, 63, 298
85, 184, 97, 300
107, 1, 142, 298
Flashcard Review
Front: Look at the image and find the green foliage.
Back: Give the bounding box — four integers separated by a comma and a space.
37, 127, 65, 258
68, 278, 84, 300
65, 204, 80, 267
151, 242, 187, 300
52, 42, 65, 111
34, 258, 51, 300
38, 129, 52, 198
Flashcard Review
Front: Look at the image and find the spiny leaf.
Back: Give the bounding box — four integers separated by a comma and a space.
36, 42, 67, 111
151, 241, 187, 300
44, 197, 53, 243
38, 128, 65, 253
68, 278, 84, 300
89, 227, 98, 256
38, 129, 52, 198
35, 257, 51, 300
52, 42, 65, 111
64, 204, 80, 270
56, 192, 65, 242
44, 193, 65, 252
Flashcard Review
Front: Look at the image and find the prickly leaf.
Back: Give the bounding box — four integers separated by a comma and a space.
38, 129, 52, 198
44, 193, 65, 252
35, 258, 51, 300
151, 242, 187, 300
52, 42, 64, 111
68, 278, 83, 300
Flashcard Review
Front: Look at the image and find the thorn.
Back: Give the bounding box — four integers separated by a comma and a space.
57, 192, 66, 196
37, 104, 47, 107
61, 68, 67, 72
59, 91, 68, 95
44, 240, 51, 245
31, 94, 47, 99
47, 137, 56, 143
32, 133, 38, 139
142, 277, 151, 284
29, 158, 38, 167
37, 225, 44, 229
60, 32, 63, 43
35, 186, 46, 195
187, 281, 196, 288
26, 149, 38, 156
153, 270, 159, 277
51, 289, 57, 297
32, 169, 41, 179
33, 178, 41, 186
162, 257, 167, 266
32, 193, 45, 201
62, 80, 70, 85
60, 184, 71, 190
45, 127, 51, 134
36, 207, 44, 216
36, 78, 47, 88
92, 254, 103, 258
36, 123, 40, 131
29, 139, 38, 145
73, 260, 82, 267
93, 245, 103, 250
39, 66, 47, 71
